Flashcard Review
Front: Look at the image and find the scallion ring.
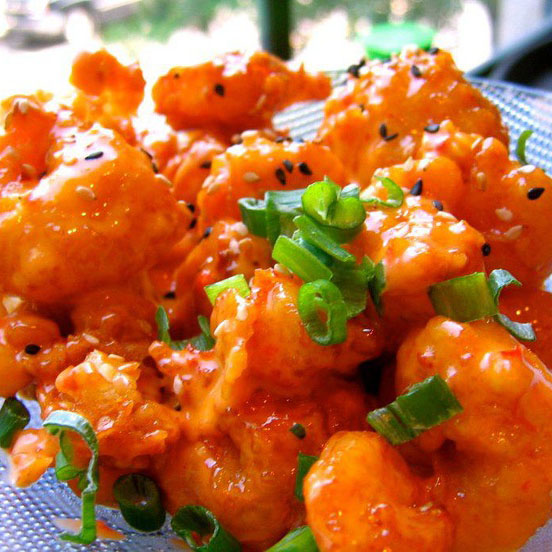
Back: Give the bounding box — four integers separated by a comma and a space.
516, 129, 533, 165
360, 176, 404, 208
266, 526, 319, 552
273, 236, 333, 282
237, 197, 267, 237
204, 274, 251, 305
171, 505, 241, 551
298, 280, 347, 345
294, 453, 319, 501
0, 397, 30, 448
113, 474, 166, 532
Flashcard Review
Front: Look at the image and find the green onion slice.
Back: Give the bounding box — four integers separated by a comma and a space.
368, 260, 385, 315
0, 398, 30, 448
302, 179, 366, 230
156, 307, 214, 351
360, 176, 404, 208
367, 375, 463, 445
289, 423, 306, 439
298, 280, 347, 345
516, 129, 533, 165
428, 272, 498, 322
171, 505, 241, 552
266, 189, 305, 244
294, 453, 318, 501
54, 431, 84, 482
487, 269, 521, 303
44, 411, 99, 545
273, 236, 333, 282
293, 215, 355, 264
205, 274, 251, 306
113, 474, 166, 532
266, 526, 319, 552
331, 257, 374, 319
495, 313, 536, 342
237, 198, 267, 238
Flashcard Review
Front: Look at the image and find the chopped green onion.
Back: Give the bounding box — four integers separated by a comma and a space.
367, 375, 463, 445
54, 431, 83, 482
360, 176, 404, 208
266, 189, 305, 243
44, 411, 99, 545
495, 313, 536, 342
428, 272, 498, 322
340, 183, 360, 199
331, 257, 374, 319
294, 453, 318, 501
171, 505, 241, 552
368, 260, 385, 315
0, 398, 30, 448
156, 308, 215, 351
238, 198, 267, 237
298, 280, 347, 345
273, 236, 333, 282
302, 179, 366, 230
289, 423, 306, 439
205, 274, 251, 305
292, 233, 333, 267
487, 269, 521, 303
516, 129, 533, 165
266, 526, 319, 552
293, 215, 355, 264
113, 474, 166, 532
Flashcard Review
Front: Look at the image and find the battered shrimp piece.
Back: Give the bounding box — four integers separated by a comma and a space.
197, 131, 346, 230
0, 98, 186, 302
397, 316, 552, 551
152, 51, 331, 134
154, 384, 371, 550
150, 269, 383, 436
319, 48, 506, 185
70, 49, 145, 143
348, 191, 484, 342
8, 429, 59, 487
38, 350, 180, 467
170, 219, 272, 335
499, 286, 552, 369
304, 431, 452, 552
417, 120, 552, 285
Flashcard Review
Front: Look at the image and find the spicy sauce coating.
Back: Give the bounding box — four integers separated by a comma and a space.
152, 51, 331, 134
319, 48, 507, 185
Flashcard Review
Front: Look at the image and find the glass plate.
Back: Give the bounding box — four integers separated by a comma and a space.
1, 79, 552, 551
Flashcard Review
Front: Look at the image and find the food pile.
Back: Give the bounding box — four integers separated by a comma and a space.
1, 47, 552, 551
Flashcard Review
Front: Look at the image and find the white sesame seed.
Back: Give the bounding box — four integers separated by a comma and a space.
155, 173, 172, 187
243, 171, 260, 183
504, 225, 523, 240
75, 186, 96, 201
234, 222, 248, 236
495, 207, 513, 222
519, 164, 536, 174
475, 172, 487, 190
82, 333, 100, 345
15, 99, 29, 115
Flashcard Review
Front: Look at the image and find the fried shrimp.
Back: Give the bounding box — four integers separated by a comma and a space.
196, 131, 346, 229
319, 48, 506, 185
397, 316, 552, 551
304, 431, 453, 552
0, 98, 186, 302
152, 51, 331, 134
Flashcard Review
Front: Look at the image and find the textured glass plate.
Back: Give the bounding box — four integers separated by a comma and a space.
1, 79, 552, 551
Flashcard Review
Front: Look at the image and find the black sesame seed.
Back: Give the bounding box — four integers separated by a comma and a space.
481, 243, 491, 256
203, 226, 213, 239
433, 199, 444, 211
384, 133, 399, 142
151, 161, 159, 174
379, 123, 388, 139
141, 148, 153, 160
275, 167, 286, 186
298, 162, 312, 176
214, 83, 225, 96
24, 344, 41, 355
84, 151, 103, 161
424, 123, 440, 133
289, 423, 306, 439
283, 159, 294, 173
527, 187, 545, 200
358, 103, 365, 112
275, 136, 286, 143
173, 72, 180, 79
411, 65, 422, 78
164, 291, 176, 299
189, 218, 197, 229
428, 47, 440, 55
187, 203, 195, 213
295, 137, 305, 143
347, 64, 361, 78
410, 179, 423, 196
199, 160, 212, 170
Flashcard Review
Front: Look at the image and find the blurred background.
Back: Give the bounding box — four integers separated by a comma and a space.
0, 0, 551, 97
